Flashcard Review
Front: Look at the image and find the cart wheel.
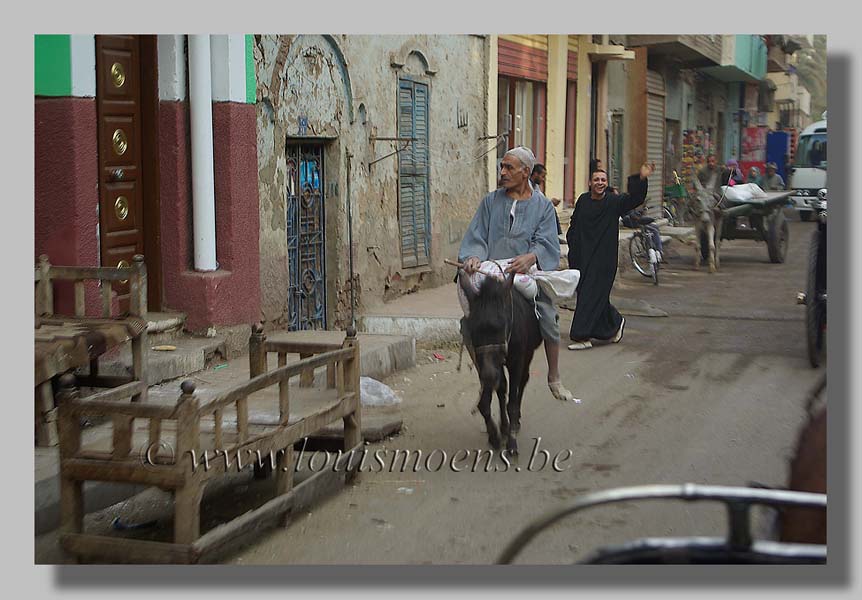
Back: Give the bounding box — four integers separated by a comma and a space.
767, 211, 789, 263
806, 229, 826, 367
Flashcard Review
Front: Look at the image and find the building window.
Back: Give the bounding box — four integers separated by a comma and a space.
497, 76, 546, 165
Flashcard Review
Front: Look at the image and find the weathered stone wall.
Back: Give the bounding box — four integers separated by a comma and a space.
254, 34, 490, 329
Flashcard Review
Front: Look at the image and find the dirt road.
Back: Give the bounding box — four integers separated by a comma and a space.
229, 217, 823, 565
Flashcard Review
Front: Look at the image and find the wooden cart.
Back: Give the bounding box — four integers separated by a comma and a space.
719, 190, 795, 263
56, 325, 362, 564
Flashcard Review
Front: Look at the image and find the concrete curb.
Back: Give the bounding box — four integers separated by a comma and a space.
359, 315, 462, 344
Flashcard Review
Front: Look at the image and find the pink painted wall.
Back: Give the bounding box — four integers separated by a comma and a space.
159, 101, 260, 332
34, 97, 100, 316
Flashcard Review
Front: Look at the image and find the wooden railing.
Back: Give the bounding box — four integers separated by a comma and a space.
35, 254, 147, 320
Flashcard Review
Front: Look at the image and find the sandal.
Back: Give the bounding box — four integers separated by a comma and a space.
549, 380, 579, 403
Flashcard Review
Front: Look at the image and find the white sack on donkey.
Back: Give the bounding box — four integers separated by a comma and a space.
456, 258, 580, 317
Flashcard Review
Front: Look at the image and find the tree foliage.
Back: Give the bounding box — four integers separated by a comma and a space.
794, 35, 827, 119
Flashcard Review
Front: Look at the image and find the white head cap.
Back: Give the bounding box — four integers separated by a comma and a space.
504, 146, 536, 175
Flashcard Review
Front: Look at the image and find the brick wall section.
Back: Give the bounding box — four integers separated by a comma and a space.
34, 97, 100, 316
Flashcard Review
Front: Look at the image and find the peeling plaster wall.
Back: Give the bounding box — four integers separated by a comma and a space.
254, 35, 489, 329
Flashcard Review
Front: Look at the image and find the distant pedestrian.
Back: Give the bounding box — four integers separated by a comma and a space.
530, 164, 563, 236
762, 162, 786, 191
725, 159, 744, 185
747, 166, 762, 187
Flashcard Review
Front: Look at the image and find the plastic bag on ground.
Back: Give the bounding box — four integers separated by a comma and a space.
360, 376, 403, 407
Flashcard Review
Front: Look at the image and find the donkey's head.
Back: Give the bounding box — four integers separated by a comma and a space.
459, 270, 515, 389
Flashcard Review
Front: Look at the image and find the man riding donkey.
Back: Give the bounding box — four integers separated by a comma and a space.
458, 146, 575, 404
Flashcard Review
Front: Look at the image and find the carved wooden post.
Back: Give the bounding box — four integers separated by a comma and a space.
57, 374, 83, 540
249, 323, 267, 378
299, 353, 314, 387
342, 326, 362, 453
249, 323, 267, 479
174, 380, 203, 545
130, 255, 149, 403
38, 255, 53, 317
130, 254, 148, 317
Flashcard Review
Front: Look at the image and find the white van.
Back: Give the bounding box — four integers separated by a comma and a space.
789, 115, 827, 221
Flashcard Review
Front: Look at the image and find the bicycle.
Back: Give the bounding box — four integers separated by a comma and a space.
662, 170, 690, 227
625, 209, 661, 286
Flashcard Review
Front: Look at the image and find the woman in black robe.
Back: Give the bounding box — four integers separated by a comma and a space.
566, 163, 653, 349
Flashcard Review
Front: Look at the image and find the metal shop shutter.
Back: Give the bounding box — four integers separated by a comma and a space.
397, 79, 431, 268
646, 70, 666, 218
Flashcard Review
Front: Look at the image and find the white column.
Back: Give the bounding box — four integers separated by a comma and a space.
70, 35, 96, 97
188, 34, 218, 272
486, 35, 498, 192
210, 34, 247, 103
158, 35, 186, 101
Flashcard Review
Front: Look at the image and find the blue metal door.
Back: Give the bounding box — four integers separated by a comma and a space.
286, 143, 326, 330
767, 131, 790, 182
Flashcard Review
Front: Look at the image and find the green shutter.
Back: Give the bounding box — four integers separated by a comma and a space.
35, 35, 72, 97
397, 79, 430, 268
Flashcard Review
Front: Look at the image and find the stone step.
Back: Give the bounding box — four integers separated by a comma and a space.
95, 334, 227, 387
146, 311, 187, 346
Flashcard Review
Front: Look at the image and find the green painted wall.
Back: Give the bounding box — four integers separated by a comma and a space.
734, 35, 767, 81
35, 35, 71, 96
246, 34, 255, 104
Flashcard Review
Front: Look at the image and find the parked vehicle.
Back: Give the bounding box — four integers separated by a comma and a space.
789, 115, 827, 221
797, 188, 827, 367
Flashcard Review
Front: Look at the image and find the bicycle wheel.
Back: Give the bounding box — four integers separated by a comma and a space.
652, 251, 659, 285
629, 233, 652, 278
662, 205, 677, 227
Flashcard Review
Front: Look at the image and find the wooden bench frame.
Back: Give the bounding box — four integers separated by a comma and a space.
35, 254, 148, 446
57, 324, 362, 564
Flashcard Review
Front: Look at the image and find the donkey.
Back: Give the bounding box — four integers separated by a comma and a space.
458, 270, 543, 455
692, 189, 724, 273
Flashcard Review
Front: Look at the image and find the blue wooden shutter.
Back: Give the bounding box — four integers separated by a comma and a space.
398, 79, 430, 268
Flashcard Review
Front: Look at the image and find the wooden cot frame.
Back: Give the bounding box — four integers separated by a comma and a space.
34, 254, 149, 446
57, 324, 362, 563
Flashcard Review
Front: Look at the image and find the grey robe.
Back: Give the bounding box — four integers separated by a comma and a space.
458, 188, 561, 342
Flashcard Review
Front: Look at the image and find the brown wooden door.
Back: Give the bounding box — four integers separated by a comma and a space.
96, 35, 146, 314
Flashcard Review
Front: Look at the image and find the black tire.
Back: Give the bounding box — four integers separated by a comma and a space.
800, 211, 812, 222
652, 258, 659, 286
767, 210, 789, 263
629, 233, 652, 278
806, 229, 826, 367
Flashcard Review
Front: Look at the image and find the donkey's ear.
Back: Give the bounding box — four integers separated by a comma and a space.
458, 270, 477, 302
504, 272, 516, 290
